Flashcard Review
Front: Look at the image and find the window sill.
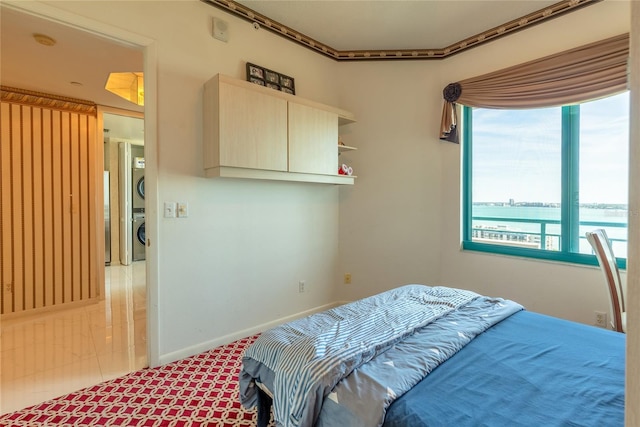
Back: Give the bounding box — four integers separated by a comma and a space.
462, 240, 626, 270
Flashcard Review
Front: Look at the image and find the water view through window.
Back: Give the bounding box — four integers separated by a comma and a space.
468, 92, 629, 261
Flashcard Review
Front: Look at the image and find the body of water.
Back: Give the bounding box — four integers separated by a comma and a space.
471, 205, 628, 256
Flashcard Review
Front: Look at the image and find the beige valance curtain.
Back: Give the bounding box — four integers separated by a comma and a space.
440, 33, 629, 143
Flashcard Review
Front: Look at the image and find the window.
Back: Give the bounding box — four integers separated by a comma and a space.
463, 92, 629, 266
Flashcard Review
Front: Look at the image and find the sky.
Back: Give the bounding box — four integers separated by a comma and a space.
471, 92, 629, 205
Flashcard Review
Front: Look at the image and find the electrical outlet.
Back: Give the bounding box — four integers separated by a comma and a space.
595, 311, 607, 328
344, 273, 352, 284
177, 202, 189, 218
298, 281, 306, 293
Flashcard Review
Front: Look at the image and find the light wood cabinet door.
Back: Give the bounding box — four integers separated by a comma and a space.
217, 82, 288, 171
288, 102, 338, 175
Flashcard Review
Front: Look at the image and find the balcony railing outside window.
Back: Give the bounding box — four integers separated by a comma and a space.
471, 215, 627, 259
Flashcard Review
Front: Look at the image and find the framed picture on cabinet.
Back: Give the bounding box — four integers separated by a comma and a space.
246, 63, 265, 80
279, 74, 295, 94
264, 69, 279, 84
246, 62, 295, 95
249, 76, 265, 86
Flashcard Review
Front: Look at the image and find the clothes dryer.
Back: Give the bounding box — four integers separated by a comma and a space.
132, 166, 145, 213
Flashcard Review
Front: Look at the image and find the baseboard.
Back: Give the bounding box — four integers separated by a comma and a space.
158, 301, 345, 365
0, 296, 102, 321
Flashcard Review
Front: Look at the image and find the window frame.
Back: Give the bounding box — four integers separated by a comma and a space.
461, 105, 627, 269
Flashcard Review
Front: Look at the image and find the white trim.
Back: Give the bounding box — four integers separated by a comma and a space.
98, 105, 145, 120
142, 42, 160, 368
158, 302, 344, 366
118, 142, 132, 265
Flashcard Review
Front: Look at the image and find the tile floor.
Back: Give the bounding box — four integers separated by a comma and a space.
0, 262, 147, 415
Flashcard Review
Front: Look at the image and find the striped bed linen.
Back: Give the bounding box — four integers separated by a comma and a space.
239, 285, 482, 427
316, 296, 523, 426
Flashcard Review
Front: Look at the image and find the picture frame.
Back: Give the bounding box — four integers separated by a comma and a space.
249, 76, 265, 86
279, 74, 295, 91
246, 62, 296, 95
265, 69, 279, 84
247, 63, 264, 80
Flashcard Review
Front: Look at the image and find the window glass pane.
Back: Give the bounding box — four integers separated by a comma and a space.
579, 92, 629, 257
471, 107, 562, 250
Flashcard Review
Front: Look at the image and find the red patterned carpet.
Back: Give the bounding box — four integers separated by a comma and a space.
0, 335, 271, 426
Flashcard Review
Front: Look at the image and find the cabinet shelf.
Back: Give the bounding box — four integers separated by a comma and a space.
338, 144, 357, 153
206, 166, 355, 185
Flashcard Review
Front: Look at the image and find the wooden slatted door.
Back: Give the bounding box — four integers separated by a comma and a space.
0, 88, 102, 316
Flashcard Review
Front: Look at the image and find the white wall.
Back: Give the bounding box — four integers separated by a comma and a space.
128, 1, 343, 361
335, 61, 444, 302
336, 0, 630, 326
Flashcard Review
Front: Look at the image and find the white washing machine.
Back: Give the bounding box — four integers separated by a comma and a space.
132, 212, 145, 261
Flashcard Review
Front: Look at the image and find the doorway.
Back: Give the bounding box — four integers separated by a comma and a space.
0, 2, 158, 413
102, 111, 145, 266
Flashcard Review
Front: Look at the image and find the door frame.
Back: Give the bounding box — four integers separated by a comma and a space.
4, 1, 161, 367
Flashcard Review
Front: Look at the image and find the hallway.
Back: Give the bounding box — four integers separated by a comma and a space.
0, 262, 147, 415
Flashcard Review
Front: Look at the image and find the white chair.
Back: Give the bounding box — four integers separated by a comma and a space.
585, 229, 626, 333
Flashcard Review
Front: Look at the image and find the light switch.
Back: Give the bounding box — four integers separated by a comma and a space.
177, 202, 189, 218
164, 202, 176, 218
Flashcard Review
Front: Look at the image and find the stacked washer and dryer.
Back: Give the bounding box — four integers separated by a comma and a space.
119, 143, 145, 265
131, 146, 145, 262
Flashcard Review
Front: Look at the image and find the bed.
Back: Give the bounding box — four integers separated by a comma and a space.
239, 285, 625, 427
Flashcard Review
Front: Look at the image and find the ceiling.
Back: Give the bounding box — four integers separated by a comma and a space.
238, 0, 558, 50
0, 0, 597, 137
215, 0, 598, 59
238, 0, 561, 50
0, 6, 144, 112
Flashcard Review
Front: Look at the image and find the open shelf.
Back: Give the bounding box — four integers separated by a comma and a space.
338, 144, 357, 153
205, 166, 355, 185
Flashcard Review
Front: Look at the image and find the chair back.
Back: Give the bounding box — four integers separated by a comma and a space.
585, 229, 625, 332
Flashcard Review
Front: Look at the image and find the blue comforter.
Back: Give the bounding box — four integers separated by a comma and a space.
240, 285, 522, 427
383, 311, 625, 427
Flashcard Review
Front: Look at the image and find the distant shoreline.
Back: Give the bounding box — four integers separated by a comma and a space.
473, 202, 628, 210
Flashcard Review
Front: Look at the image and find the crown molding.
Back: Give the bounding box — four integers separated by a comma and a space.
1, 86, 98, 115
202, 0, 601, 61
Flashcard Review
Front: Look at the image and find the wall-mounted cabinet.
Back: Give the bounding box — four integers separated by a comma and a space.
288, 102, 338, 175
216, 81, 288, 171
203, 74, 356, 185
